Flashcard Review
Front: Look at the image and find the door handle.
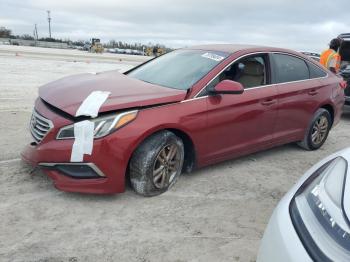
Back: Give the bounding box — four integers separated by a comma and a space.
308, 90, 318, 96
261, 99, 276, 106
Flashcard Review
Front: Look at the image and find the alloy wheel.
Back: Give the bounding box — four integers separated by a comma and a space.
311, 115, 329, 145
152, 144, 181, 189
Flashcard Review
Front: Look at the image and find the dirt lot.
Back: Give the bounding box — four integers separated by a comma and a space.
1, 46, 350, 262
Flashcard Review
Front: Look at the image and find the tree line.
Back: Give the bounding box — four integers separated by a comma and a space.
0, 26, 172, 51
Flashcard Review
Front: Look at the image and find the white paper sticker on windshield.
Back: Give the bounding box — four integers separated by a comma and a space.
201, 52, 225, 62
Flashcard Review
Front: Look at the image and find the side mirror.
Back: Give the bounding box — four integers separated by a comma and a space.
209, 80, 244, 95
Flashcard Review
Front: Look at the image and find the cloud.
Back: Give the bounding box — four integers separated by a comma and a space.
1, 0, 349, 52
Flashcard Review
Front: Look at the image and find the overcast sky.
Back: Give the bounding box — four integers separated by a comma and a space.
1, 0, 349, 52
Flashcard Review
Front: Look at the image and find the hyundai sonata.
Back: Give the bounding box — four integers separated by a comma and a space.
22, 45, 345, 196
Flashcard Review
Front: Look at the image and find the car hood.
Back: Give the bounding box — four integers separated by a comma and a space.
39, 70, 187, 117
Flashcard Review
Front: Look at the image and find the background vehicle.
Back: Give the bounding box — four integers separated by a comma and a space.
258, 148, 350, 262
342, 65, 350, 112
301, 52, 320, 62
107, 48, 143, 55
106, 48, 116, 53
78, 43, 91, 51
22, 45, 345, 196
89, 38, 104, 53
339, 33, 350, 110
116, 48, 126, 54
124, 49, 132, 55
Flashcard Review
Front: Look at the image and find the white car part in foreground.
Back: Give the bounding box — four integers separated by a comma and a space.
258, 148, 350, 262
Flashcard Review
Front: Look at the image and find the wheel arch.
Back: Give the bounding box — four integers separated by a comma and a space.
320, 103, 334, 126
125, 125, 197, 185
166, 128, 196, 173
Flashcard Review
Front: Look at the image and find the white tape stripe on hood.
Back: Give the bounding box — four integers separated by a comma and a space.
70, 90, 111, 162
76, 91, 111, 118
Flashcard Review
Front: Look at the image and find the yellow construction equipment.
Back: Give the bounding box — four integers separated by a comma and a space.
157, 48, 166, 56
145, 47, 153, 56
145, 47, 166, 57
90, 38, 104, 53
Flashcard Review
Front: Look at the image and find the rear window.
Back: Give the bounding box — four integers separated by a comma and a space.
272, 54, 309, 83
307, 62, 327, 78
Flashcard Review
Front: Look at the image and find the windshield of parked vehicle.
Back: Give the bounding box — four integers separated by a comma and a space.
127, 49, 229, 90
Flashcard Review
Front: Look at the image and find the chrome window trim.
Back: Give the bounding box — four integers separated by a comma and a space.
39, 162, 106, 177
271, 51, 329, 83
193, 51, 267, 98
192, 51, 329, 99
180, 95, 208, 103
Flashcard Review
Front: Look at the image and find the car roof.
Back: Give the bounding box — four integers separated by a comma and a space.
184, 44, 301, 55
338, 33, 350, 40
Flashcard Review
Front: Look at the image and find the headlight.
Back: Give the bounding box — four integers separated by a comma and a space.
290, 157, 350, 261
57, 110, 138, 139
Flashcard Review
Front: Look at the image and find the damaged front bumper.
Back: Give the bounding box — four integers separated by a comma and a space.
21, 139, 124, 194
21, 98, 129, 194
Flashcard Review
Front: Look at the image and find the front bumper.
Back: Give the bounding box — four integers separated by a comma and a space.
39, 162, 106, 179
21, 99, 130, 194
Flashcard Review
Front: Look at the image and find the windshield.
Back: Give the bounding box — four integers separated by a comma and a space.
127, 49, 229, 90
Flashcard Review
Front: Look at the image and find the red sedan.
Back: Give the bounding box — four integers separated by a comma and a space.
22, 45, 345, 196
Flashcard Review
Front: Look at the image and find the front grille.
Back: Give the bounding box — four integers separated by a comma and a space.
29, 110, 54, 143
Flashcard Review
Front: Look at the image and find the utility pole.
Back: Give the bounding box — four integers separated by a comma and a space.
47, 10, 52, 38
33, 24, 38, 40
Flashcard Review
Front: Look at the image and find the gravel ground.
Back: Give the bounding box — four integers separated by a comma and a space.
1, 46, 350, 262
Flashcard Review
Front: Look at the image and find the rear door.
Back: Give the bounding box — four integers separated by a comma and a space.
270, 53, 325, 142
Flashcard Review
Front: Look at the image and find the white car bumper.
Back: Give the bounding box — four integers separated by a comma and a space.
257, 147, 350, 261
257, 200, 312, 262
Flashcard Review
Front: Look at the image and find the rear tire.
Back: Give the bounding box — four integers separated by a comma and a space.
297, 108, 331, 150
129, 131, 184, 197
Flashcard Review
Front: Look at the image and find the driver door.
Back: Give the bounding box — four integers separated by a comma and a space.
202, 53, 278, 164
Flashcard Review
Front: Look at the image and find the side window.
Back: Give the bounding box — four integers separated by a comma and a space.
307, 62, 327, 78
200, 54, 267, 96
272, 54, 309, 83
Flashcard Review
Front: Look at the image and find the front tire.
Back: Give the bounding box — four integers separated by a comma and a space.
297, 108, 332, 150
129, 131, 184, 197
